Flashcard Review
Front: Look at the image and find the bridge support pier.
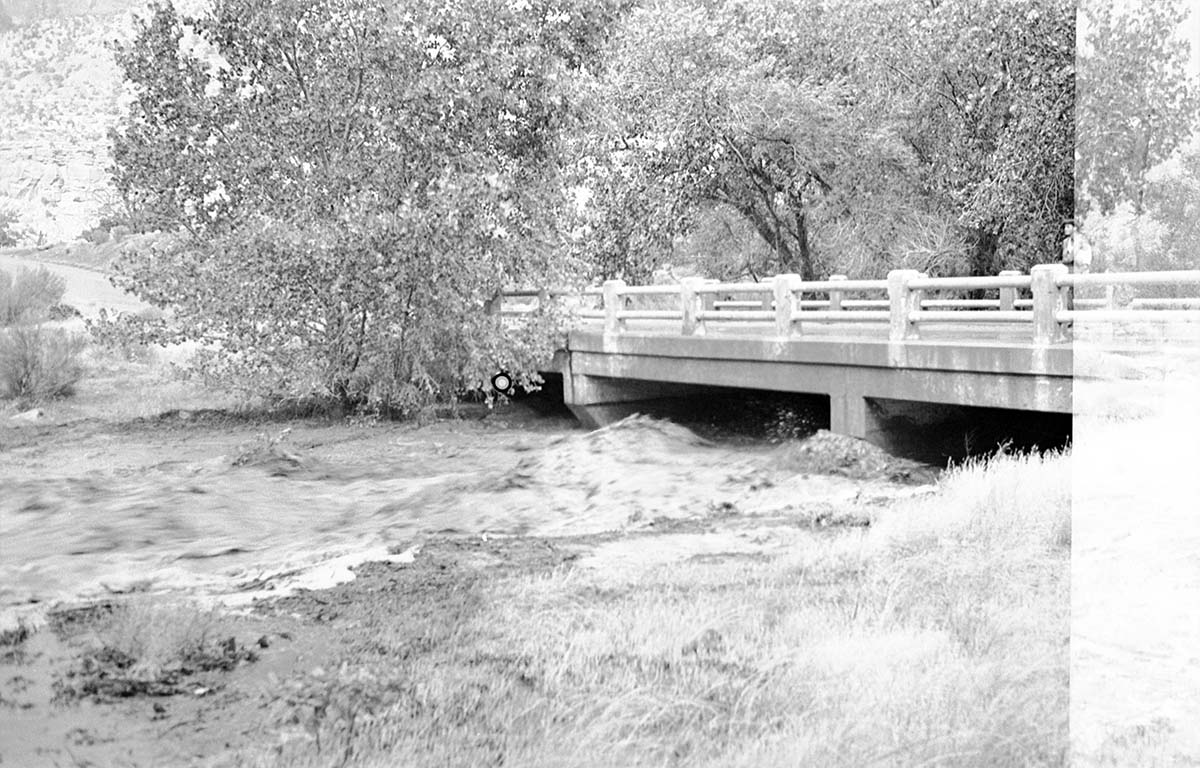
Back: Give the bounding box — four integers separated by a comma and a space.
830, 392, 908, 454
829, 392, 870, 441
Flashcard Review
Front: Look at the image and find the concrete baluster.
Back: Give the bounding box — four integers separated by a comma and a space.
888, 270, 923, 341
829, 274, 846, 311
1031, 264, 1069, 345
774, 273, 800, 337
998, 270, 1021, 311
603, 279, 626, 334
681, 278, 702, 336
537, 288, 550, 312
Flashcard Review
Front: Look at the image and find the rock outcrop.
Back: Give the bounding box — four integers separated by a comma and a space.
0, 13, 126, 244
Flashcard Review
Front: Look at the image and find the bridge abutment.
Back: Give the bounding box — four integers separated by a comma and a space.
563, 373, 702, 429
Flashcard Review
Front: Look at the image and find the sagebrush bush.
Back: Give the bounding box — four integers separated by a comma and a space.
0, 325, 86, 401
0, 265, 66, 326
0, 207, 25, 248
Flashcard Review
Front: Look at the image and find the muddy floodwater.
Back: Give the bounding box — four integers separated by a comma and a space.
1, 403, 933, 630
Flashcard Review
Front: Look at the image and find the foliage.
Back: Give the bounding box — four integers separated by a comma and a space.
0, 324, 86, 402
560, 148, 694, 283
571, 0, 1074, 281
1078, 0, 1200, 216
902, 0, 1075, 275
0, 265, 66, 326
676, 203, 773, 282
108, 0, 625, 412
1138, 141, 1200, 271
1080, 203, 1167, 274
54, 598, 256, 701
1083, 136, 1200, 274
0, 206, 27, 247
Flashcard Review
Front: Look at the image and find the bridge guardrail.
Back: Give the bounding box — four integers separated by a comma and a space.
496, 265, 1200, 346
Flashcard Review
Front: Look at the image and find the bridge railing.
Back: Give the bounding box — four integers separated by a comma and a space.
497, 265, 1200, 345
1057, 269, 1200, 325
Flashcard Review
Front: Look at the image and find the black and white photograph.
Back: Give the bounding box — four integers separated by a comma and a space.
0, 0, 1196, 765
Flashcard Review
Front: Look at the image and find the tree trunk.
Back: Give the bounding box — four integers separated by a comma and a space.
736, 196, 815, 281
969, 227, 1001, 277
791, 207, 814, 280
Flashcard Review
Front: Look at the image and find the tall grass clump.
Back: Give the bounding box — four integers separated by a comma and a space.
862, 448, 1071, 765
56, 598, 255, 700
873, 448, 1071, 556
97, 599, 224, 679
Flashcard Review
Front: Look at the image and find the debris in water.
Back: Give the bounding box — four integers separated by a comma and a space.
771, 430, 937, 484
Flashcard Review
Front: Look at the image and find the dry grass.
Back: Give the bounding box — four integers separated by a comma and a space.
94, 599, 225, 679
240, 450, 1070, 768
53, 597, 255, 700
3, 339, 246, 422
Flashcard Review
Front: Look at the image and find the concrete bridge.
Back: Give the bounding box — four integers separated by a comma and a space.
499, 265, 1200, 450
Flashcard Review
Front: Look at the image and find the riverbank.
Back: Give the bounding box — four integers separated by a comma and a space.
0, 315, 1072, 765
1, 390, 1069, 766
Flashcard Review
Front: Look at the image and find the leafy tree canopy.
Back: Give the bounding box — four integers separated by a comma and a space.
569, 0, 1074, 280
109, 0, 624, 411
1078, 0, 1200, 216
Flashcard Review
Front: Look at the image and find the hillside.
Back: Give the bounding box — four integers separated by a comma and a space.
0, 1, 206, 246
0, 13, 125, 244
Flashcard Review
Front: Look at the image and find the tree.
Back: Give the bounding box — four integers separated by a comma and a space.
1138, 138, 1200, 271
902, 0, 1075, 275
572, 0, 921, 281
571, 0, 1074, 281
108, 0, 623, 411
0, 207, 26, 248
1078, 0, 1200, 216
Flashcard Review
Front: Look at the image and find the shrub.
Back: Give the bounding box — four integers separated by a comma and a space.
0, 207, 26, 248
54, 598, 257, 701
0, 265, 66, 326
0, 325, 86, 402
81, 226, 111, 245
107, 0, 616, 414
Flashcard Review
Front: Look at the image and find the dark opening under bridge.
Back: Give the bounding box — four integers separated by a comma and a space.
498, 265, 1200, 451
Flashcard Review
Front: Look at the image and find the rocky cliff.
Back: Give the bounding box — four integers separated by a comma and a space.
0, 12, 127, 244
0, 1, 206, 246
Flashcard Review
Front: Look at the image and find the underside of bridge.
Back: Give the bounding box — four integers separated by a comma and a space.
556, 374, 1071, 463
548, 331, 1075, 462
